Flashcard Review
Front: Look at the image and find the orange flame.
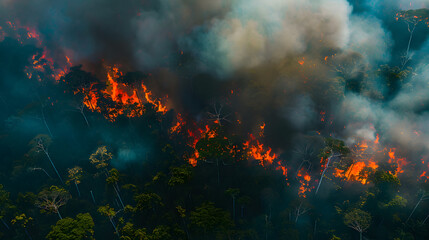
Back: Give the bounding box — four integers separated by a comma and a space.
244, 134, 277, 166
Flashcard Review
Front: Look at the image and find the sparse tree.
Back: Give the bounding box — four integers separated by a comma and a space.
343, 209, 371, 240
35, 186, 71, 220
29, 134, 63, 184
225, 188, 240, 221
406, 190, 429, 223
396, 8, 429, 68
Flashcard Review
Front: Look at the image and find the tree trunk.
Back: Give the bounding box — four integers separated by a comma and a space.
80, 109, 90, 127
315, 153, 334, 195
0, 218, 9, 229
232, 196, 236, 221
90, 190, 96, 204
41, 107, 53, 138
217, 159, 220, 185
406, 194, 424, 223
359, 231, 362, 240
44, 150, 64, 184
74, 181, 81, 197
113, 185, 125, 209
25, 228, 32, 240
109, 217, 120, 237
57, 211, 62, 220
423, 213, 429, 224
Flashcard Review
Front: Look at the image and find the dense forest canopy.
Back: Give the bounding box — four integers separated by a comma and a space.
1, 0, 429, 239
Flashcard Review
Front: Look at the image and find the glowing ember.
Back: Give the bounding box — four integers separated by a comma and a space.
186, 124, 217, 166
170, 113, 186, 134
297, 168, 312, 198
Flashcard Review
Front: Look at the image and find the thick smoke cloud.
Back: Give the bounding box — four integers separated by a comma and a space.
1, 0, 429, 171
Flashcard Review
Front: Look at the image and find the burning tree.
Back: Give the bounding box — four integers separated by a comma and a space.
315, 138, 350, 195
343, 208, 371, 240
29, 134, 63, 184
61, 65, 103, 127
35, 186, 71, 220
195, 125, 238, 185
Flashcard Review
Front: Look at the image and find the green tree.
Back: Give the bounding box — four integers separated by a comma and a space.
66, 166, 83, 197
120, 222, 149, 240
46, 213, 95, 240
89, 146, 113, 170
168, 165, 193, 186
134, 193, 164, 214
190, 202, 233, 239
0, 185, 15, 230
98, 204, 120, 237
106, 168, 125, 209
11, 213, 33, 240
343, 209, 371, 240
195, 125, 237, 185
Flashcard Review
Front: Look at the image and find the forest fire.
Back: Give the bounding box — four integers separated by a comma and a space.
0, 21, 72, 82
387, 148, 408, 175
170, 113, 186, 134
4, 2, 429, 239
297, 168, 313, 198
243, 134, 277, 167
333, 139, 380, 184
187, 125, 217, 166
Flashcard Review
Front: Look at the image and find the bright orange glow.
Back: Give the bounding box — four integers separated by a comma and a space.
141, 84, 168, 113
276, 164, 288, 181
297, 168, 312, 198
170, 113, 185, 134
244, 134, 277, 166
374, 134, 379, 144
186, 124, 217, 166
387, 148, 408, 175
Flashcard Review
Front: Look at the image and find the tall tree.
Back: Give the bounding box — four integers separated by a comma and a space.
29, 134, 63, 184
225, 188, 240, 221
35, 186, 71, 220
66, 166, 83, 197
396, 8, 429, 68
343, 209, 371, 240
98, 204, 120, 238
